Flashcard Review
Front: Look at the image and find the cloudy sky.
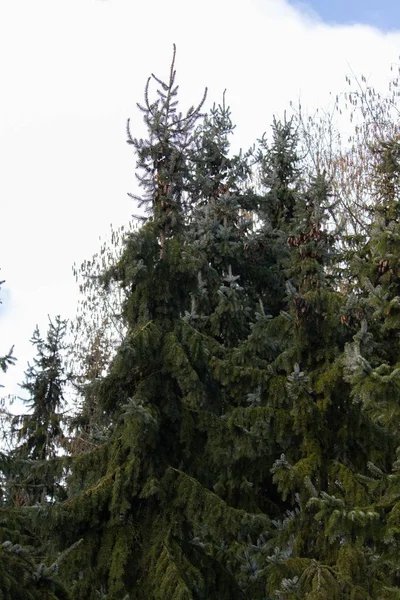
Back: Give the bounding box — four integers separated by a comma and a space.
1, 0, 399, 402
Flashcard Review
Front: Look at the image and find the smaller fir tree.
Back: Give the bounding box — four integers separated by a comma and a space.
11, 315, 70, 506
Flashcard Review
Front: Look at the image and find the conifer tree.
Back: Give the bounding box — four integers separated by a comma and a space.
185, 94, 256, 347
249, 116, 302, 317
36, 55, 400, 600
258, 116, 301, 231
342, 134, 400, 596
52, 50, 271, 600
0, 289, 70, 600
10, 315, 70, 506
252, 171, 389, 599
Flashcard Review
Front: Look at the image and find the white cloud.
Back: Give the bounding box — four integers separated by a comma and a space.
1, 0, 400, 399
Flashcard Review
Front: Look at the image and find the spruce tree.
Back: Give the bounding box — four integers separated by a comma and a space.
185, 93, 256, 347
257, 116, 300, 231
52, 50, 271, 600
10, 315, 70, 506
248, 116, 302, 317
254, 171, 389, 599
343, 134, 400, 596
0, 289, 70, 600
35, 55, 400, 600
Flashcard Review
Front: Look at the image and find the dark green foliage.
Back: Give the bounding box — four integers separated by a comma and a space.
10, 316, 70, 506
51, 54, 273, 600
185, 94, 256, 347
5, 56, 400, 599
342, 134, 400, 594
53, 57, 400, 598
246, 116, 303, 318
0, 538, 69, 600
241, 169, 395, 599
257, 115, 301, 231
0, 292, 70, 599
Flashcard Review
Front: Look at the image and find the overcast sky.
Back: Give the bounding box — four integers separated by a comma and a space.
1, 0, 400, 402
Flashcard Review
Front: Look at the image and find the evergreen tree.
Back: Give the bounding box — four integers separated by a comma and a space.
258, 115, 301, 231
0, 288, 70, 599
185, 93, 256, 347
52, 51, 270, 600
342, 134, 400, 596
10, 315, 70, 506
126, 44, 207, 258
252, 171, 390, 599
23, 57, 400, 599
248, 116, 302, 317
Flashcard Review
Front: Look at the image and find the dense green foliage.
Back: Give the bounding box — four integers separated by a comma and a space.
0, 308, 70, 599
10, 316, 70, 505
2, 52, 400, 598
